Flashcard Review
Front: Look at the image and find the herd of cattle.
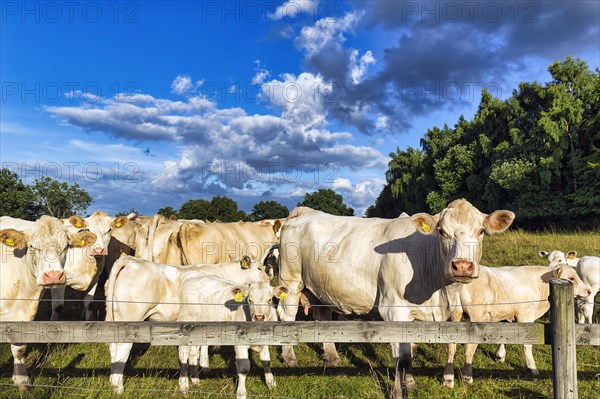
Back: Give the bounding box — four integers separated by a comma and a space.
1, 198, 598, 398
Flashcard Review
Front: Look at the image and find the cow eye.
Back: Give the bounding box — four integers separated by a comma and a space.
477, 228, 485, 237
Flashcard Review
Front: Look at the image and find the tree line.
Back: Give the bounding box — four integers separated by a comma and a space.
367, 57, 600, 229
1, 167, 353, 222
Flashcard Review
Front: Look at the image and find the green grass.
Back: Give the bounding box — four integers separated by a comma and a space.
1, 232, 599, 398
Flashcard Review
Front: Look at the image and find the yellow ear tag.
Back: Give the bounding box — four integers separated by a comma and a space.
79, 239, 85, 247
115, 222, 122, 228
241, 259, 249, 269
279, 292, 287, 300
75, 221, 82, 228
567, 253, 574, 259
234, 292, 244, 302
421, 222, 431, 232
5, 238, 15, 247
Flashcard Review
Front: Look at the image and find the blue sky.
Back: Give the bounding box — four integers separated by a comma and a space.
1, 0, 599, 216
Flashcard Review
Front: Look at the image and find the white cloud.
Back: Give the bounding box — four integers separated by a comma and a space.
349, 50, 376, 84
171, 75, 193, 95
252, 69, 270, 85
332, 177, 386, 215
295, 11, 363, 56
270, 0, 318, 21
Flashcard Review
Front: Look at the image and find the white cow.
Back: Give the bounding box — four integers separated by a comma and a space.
576, 256, 600, 323
539, 249, 579, 268
50, 212, 131, 320
0, 216, 96, 389
276, 199, 515, 397
445, 264, 591, 387
106, 255, 270, 393
177, 276, 285, 398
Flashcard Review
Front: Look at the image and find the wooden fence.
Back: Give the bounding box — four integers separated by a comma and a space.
1, 280, 599, 399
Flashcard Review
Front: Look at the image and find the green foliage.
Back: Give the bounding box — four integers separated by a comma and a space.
31, 177, 92, 219
178, 196, 247, 222
369, 57, 600, 228
156, 206, 177, 218
116, 208, 139, 217
0, 168, 38, 220
249, 200, 289, 221
297, 189, 354, 216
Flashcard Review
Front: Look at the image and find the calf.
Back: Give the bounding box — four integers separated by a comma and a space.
444, 264, 591, 387
576, 256, 600, 323
106, 255, 269, 394
0, 216, 96, 389
177, 277, 285, 398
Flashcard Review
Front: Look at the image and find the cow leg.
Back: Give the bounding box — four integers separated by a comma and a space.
11, 344, 29, 390
199, 345, 210, 371
110, 342, 133, 394
582, 296, 595, 324
178, 345, 191, 397
391, 342, 415, 398
235, 345, 251, 399
189, 346, 201, 386
443, 343, 456, 388
462, 343, 478, 384
256, 345, 276, 389
495, 343, 506, 363
83, 282, 99, 321
523, 345, 539, 375
314, 307, 341, 366
50, 285, 66, 321
276, 284, 303, 367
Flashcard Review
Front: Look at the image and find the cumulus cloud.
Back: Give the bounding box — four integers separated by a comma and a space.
171, 75, 193, 95
332, 177, 386, 215
270, 0, 318, 21
349, 50, 376, 84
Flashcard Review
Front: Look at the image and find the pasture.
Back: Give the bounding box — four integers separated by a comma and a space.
1, 231, 599, 398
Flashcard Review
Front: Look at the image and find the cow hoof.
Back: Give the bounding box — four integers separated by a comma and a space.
284, 358, 299, 367
265, 374, 276, 389
529, 368, 540, 376
405, 377, 416, 391
179, 377, 189, 397
442, 377, 454, 389
495, 355, 506, 363
12, 375, 30, 390
323, 356, 341, 367
190, 377, 200, 386
463, 376, 474, 385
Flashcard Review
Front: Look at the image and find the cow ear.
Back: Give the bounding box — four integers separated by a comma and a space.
483, 210, 515, 235
0, 229, 27, 250
240, 255, 251, 269
232, 287, 249, 302
69, 231, 97, 248
273, 286, 288, 299
273, 220, 282, 234
169, 215, 178, 221
539, 251, 549, 258
566, 251, 577, 259
69, 215, 87, 229
112, 216, 129, 229
411, 213, 438, 235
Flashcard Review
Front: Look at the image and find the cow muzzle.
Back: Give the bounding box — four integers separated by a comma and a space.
43, 271, 65, 285
450, 259, 476, 280
253, 314, 266, 322
91, 247, 106, 256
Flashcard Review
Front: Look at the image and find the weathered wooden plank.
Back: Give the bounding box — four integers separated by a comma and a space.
575, 323, 600, 345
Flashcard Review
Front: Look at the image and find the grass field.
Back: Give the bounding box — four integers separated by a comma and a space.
1, 231, 599, 398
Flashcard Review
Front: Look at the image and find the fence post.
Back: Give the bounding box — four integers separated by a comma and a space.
549, 278, 578, 399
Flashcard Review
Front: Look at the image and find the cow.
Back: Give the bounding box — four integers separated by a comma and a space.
576, 256, 600, 323
444, 264, 591, 387
179, 220, 282, 265
177, 276, 285, 398
106, 255, 270, 393
539, 249, 579, 268
276, 199, 515, 397
0, 216, 97, 389
49, 212, 132, 321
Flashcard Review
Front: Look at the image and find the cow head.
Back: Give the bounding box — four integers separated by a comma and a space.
551, 265, 592, 298
236, 255, 271, 283
539, 250, 578, 268
246, 283, 287, 322
69, 211, 127, 257
0, 216, 97, 286
412, 199, 515, 284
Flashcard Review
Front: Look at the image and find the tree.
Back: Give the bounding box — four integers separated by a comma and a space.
31, 177, 92, 219
178, 199, 212, 220
249, 201, 289, 221
297, 189, 354, 216
116, 208, 139, 217
0, 168, 38, 220
157, 206, 177, 218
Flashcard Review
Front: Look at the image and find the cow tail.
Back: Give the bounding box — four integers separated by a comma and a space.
179, 222, 194, 265
105, 255, 130, 321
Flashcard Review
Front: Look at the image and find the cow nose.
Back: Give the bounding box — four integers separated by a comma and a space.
585, 289, 592, 297
92, 247, 106, 256
43, 271, 65, 285
451, 259, 475, 277
254, 314, 265, 322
